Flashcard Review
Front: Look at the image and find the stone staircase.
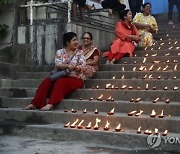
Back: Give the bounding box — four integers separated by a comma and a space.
0, 15, 180, 152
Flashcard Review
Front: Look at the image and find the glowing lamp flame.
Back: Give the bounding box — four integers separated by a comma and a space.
71, 109, 77, 113
165, 99, 170, 103
135, 110, 143, 116
166, 60, 170, 63
135, 98, 141, 102
94, 118, 101, 130
104, 121, 110, 131
144, 47, 148, 50
106, 96, 112, 101
164, 86, 168, 90
96, 86, 99, 89
144, 129, 152, 135
133, 67, 136, 71
151, 48, 154, 51
77, 120, 84, 129
64, 122, 70, 128
145, 54, 148, 57
143, 58, 146, 63
108, 108, 115, 115
149, 65, 154, 71
157, 75, 161, 79
97, 95, 103, 101
160, 42, 164, 45
142, 74, 147, 79
128, 110, 137, 116
94, 109, 99, 114
162, 130, 168, 136
83, 109, 87, 113
158, 47, 161, 50
148, 74, 153, 79
146, 84, 149, 90
137, 126, 141, 133
173, 86, 178, 90
151, 53, 157, 57
157, 67, 161, 71
163, 66, 168, 71
168, 46, 173, 50
105, 83, 111, 89
121, 75, 125, 79
112, 76, 116, 79
174, 41, 177, 44
158, 110, 164, 118
111, 85, 115, 89
155, 128, 159, 134
153, 98, 160, 103
70, 119, 79, 128
86, 122, 92, 129
160, 38, 163, 41
122, 67, 125, 71
89, 97, 93, 101
165, 53, 170, 56
153, 61, 160, 64
174, 65, 177, 71
115, 124, 121, 132
150, 109, 156, 117
121, 85, 127, 89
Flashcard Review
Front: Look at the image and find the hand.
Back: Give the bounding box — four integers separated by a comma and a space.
68, 65, 76, 71
132, 36, 141, 42
74, 66, 81, 72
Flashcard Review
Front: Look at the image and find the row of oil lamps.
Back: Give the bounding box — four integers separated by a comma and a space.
123, 59, 179, 64
64, 118, 168, 136
66, 108, 165, 118
79, 96, 171, 103
92, 84, 179, 91
119, 64, 178, 72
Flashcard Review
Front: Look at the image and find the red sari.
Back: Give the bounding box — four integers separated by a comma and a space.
102, 21, 139, 60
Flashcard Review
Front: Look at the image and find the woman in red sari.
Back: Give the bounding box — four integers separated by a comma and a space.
78, 32, 100, 78
103, 9, 141, 65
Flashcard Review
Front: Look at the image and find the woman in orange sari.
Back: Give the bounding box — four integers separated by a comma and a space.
78, 32, 100, 78
103, 9, 141, 65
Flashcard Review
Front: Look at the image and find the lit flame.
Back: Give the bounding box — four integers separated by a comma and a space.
143, 58, 146, 63
94, 118, 101, 128
64, 122, 70, 127
163, 65, 168, 71
139, 66, 146, 71
145, 53, 148, 57
160, 42, 164, 45
86, 122, 92, 129
174, 41, 177, 44
165, 53, 170, 56
104, 121, 110, 129
173, 86, 178, 90
160, 110, 164, 116
158, 47, 161, 50
70, 119, 79, 127
89, 97, 93, 100
122, 67, 125, 71
137, 126, 141, 133
148, 74, 153, 79
121, 75, 125, 79
107, 96, 112, 101
176, 47, 180, 50
135, 98, 141, 102
110, 108, 115, 113
135, 110, 143, 116
153, 61, 160, 64
149, 65, 154, 71
112, 76, 116, 79
168, 42, 171, 45
166, 34, 169, 37
151, 48, 154, 51
78, 120, 84, 127
128, 110, 137, 115
142, 75, 147, 79
97, 95, 103, 100
96, 86, 99, 89
160, 38, 163, 41
164, 86, 168, 90
174, 65, 177, 71
173, 60, 178, 63
155, 128, 159, 134
151, 53, 157, 57
163, 130, 168, 135
168, 46, 173, 50
154, 98, 160, 102
94, 109, 98, 113
83, 109, 87, 113
157, 75, 161, 79
157, 67, 161, 71
106, 83, 111, 89
121, 85, 127, 89
146, 84, 149, 89
133, 67, 136, 71
166, 60, 170, 63
71, 108, 76, 113
116, 124, 121, 130
144, 47, 148, 50
111, 85, 114, 89
151, 109, 156, 116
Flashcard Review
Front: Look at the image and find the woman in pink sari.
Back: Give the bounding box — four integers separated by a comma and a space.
103, 9, 141, 64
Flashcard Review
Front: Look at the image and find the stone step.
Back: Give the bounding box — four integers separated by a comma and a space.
1, 78, 179, 89
0, 87, 179, 101
93, 71, 180, 80
0, 108, 179, 133
0, 122, 179, 152
1, 97, 179, 116
104, 56, 179, 65
99, 63, 179, 71
69, 89, 179, 102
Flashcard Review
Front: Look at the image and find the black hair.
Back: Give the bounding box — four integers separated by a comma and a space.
142, 2, 151, 8
119, 9, 131, 21
63, 32, 77, 47
82, 32, 93, 40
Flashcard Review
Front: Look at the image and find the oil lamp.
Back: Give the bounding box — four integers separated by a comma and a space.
174, 65, 177, 71
111, 85, 115, 89
139, 66, 145, 71
112, 76, 116, 79
104, 121, 110, 131
172, 76, 177, 80
148, 74, 153, 79
176, 47, 180, 50
151, 53, 157, 57
145, 54, 148, 57
122, 67, 125, 71
150, 109, 156, 118
107, 108, 115, 115
144, 47, 148, 50
105, 83, 111, 89
165, 99, 170, 103
144, 129, 152, 135
135, 110, 143, 117
94, 109, 99, 114
71, 108, 77, 113
168, 46, 173, 50
89, 97, 93, 101
155, 128, 159, 134
166, 60, 170, 63
70, 119, 79, 128
83, 109, 87, 114
145, 83, 149, 90
115, 124, 121, 132
157, 67, 161, 71
121, 75, 125, 79
142, 58, 146, 63
64, 110, 68, 112
128, 110, 137, 116
163, 66, 168, 71
157, 75, 161, 79
163, 86, 168, 90
96, 86, 99, 89
153, 98, 160, 103
165, 53, 170, 56
150, 48, 154, 51
135, 98, 141, 102
137, 87, 141, 90
97, 95, 103, 101
152, 86, 157, 90
149, 65, 154, 71
124, 62, 127, 64
64, 122, 70, 128
79, 98, 82, 100
173, 60, 178, 63
130, 98, 134, 102
133, 67, 136, 71
160, 42, 164, 45
94, 118, 101, 130
86, 122, 92, 129
158, 110, 164, 118
106, 96, 113, 101
128, 86, 133, 90
137, 126, 141, 134
160, 38, 163, 41
168, 42, 171, 45
121, 85, 127, 90
173, 86, 178, 90
158, 47, 161, 50
77, 120, 84, 129
142, 74, 147, 79
174, 41, 177, 44
162, 130, 168, 136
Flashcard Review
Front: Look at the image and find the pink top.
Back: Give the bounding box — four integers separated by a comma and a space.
55, 48, 87, 80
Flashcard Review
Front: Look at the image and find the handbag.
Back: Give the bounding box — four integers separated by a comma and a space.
49, 50, 76, 82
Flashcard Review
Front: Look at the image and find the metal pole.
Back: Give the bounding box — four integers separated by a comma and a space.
30, 0, 33, 25
67, 0, 72, 23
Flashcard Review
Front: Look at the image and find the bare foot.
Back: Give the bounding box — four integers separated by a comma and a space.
24, 104, 37, 110
40, 104, 53, 111
109, 61, 115, 65
105, 60, 110, 65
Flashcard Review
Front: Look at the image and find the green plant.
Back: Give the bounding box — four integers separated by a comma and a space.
0, 24, 9, 38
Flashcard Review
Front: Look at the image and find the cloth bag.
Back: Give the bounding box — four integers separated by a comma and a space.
50, 69, 70, 82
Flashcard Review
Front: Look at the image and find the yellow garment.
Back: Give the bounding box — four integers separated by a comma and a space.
133, 13, 158, 47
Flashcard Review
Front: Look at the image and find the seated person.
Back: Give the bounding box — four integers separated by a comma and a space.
133, 2, 158, 47
24, 32, 87, 111
102, 9, 141, 65
78, 32, 100, 78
